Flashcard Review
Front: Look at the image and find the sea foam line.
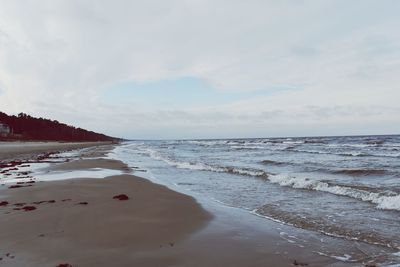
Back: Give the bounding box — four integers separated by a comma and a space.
268, 174, 400, 211
141, 148, 268, 178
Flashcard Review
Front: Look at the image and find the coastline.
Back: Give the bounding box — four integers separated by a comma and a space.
0, 142, 367, 266
0, 141, 116, 161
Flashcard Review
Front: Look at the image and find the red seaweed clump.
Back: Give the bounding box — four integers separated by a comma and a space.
37, 152, 53, 161
293, 260, 309, 266
19, 164, 30, 168
32, 200, 56, 205
32, 201, 46, 205
8, 185, 23, 189
77, 202, 88, 205
8, 184, 33, 189
0, 201, 9, 206
113, 194, 129, 201
57, 264, 72, 267
22, 206, 36, 211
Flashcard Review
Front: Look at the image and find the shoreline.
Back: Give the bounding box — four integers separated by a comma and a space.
0, 142, 374, 266
0, 141, 116, 161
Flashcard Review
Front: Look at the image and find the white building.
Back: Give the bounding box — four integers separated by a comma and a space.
0, 122, 11, 136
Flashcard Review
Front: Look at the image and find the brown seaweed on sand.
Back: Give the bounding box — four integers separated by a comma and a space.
113, 194, 129, 201
22, 206, 37, 211
293, 259, 309, 266
8, 184, 33, 189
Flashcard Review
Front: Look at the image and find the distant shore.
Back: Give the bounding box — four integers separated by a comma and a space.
0, 141, 115, 161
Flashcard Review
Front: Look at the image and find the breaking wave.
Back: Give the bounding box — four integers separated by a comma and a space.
268, 174, 400, 211
142, 148, 268, 178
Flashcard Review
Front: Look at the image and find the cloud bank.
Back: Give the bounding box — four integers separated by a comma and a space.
0, 0, 399, 138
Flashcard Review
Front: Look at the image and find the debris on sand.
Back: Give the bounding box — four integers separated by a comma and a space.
113, 194, 129, 201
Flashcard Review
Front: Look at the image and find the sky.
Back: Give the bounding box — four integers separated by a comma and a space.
0, 0, 399, 139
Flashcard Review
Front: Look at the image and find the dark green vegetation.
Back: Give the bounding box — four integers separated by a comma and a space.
0, 111, 120, 142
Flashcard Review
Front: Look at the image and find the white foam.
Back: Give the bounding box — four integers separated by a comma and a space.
268, 174, 400, 211
331, 254, 352, 261
283, 140, 304, 144
142, 147, 267, 177
184, 140, 228, 146
376, 195, 400, 210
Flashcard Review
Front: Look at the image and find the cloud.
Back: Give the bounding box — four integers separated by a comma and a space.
0, 0, 399, 138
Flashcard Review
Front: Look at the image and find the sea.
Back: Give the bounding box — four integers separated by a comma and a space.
1, 135, 400, 265
110, 135, 400, 265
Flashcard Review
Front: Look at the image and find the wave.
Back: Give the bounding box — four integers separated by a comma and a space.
331, 168, 387, 176
142, 148, 268, 178
284, 148, 369, 156
183, 140, 229, 146
268, 174, 400, 211
304, 139, 328, 144
260, 159, 287, 166
254, 205, 400, 249
282, 140, 304, 144
365, 139, 386, 145
283, 148, 400, 158
230, 145, 265, 150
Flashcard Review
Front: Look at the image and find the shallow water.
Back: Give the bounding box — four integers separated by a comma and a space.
0, 147, 122, 187
110, 135, 400, 265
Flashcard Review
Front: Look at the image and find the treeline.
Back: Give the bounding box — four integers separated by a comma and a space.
0, 111, 120, 142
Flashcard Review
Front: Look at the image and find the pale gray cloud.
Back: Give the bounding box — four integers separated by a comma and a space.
0, 0, 399, 138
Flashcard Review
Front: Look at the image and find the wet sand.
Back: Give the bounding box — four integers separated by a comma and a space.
0, 174, 210, 266
50, 158, 131, 172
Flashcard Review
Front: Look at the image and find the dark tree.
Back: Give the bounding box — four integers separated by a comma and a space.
0, 111, 120, 142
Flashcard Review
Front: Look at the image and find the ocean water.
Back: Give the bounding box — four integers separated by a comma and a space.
111, 135, 400, 264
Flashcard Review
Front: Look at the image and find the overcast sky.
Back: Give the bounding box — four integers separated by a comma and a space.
0, 0, 399, 139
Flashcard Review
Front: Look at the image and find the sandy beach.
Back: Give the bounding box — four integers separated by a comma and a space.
0, 143, 211, 266
0, 175, 211, 266
0, 142, 362, 267
0, 141, 115, 161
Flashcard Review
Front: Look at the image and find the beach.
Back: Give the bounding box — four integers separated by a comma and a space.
0, 141, 115, 161
0, 143, 212, 266
0, 141, 386, 266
